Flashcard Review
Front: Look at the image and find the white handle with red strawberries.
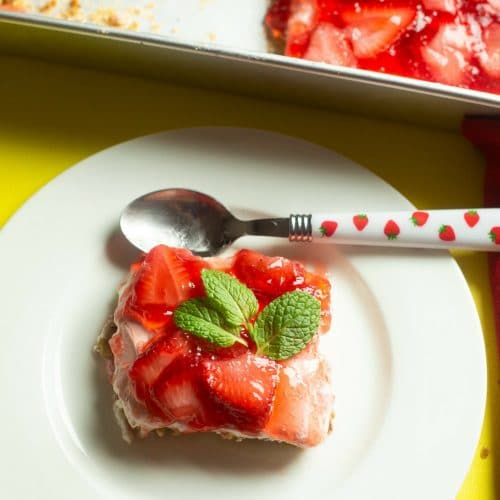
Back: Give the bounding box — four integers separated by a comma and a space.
312, 209, 500, 250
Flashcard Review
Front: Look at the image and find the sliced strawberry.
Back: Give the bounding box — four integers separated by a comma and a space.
123, 245, 208, 330
304, 22, 357, 66
341, 5, 416, 58
129, 332, 190, 400
299, 271, 332, 333
285, 0, 319, 57
479, 23, 500, 79
421, 23, 474, 85
264, 337, 333, 447
201, 352, 280, 431
152, 356, 213, 429
422, 0, 456, 14
233, 249, 306, 300
129, 332, 191, 419
486, 0, 500, 13
134, 246, 202, 307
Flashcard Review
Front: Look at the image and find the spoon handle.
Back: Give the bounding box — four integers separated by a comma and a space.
295, 209, 500, 251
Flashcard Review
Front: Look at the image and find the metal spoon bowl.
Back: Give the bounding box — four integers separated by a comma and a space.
120, 189, 288, 256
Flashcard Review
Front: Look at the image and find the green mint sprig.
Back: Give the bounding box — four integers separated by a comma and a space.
251, 290, 321, 360
202, 269, 258, 329
174, 298, 247, 347
173, 269, 321, 360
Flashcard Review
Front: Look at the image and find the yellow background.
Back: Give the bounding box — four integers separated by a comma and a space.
0, 54, 498, 498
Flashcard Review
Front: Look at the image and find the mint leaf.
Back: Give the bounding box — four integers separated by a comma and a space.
252, 290, 320, 360
174, 272, 320, 358
202, 269, 258, 328
174, 298, 247, 347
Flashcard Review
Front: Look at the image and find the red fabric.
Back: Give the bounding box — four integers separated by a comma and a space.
462, 116, 500, 355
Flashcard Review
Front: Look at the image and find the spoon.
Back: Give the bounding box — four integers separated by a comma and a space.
120, 189, 500, 255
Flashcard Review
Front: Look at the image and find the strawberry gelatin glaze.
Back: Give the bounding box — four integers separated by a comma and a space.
100, 246, 334, 447
266, 0, 500, 93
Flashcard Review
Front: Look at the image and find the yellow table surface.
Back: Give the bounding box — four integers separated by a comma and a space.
0, 54, 498, 498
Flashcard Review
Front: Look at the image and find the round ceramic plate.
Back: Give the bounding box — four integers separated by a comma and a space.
0, 128, 486, 500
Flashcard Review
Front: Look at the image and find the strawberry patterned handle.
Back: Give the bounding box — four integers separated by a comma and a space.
306, 209, 500, 250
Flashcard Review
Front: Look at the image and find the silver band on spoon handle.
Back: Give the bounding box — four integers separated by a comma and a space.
288, 209, 500, 250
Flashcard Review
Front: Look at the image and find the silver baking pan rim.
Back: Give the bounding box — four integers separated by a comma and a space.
2, 9, 500, 109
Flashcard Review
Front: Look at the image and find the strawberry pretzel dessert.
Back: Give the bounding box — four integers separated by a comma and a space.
97, 245, 334, 447
266, 0, 500, 93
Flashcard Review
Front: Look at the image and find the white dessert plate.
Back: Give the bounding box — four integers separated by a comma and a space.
0, 128, 486, 500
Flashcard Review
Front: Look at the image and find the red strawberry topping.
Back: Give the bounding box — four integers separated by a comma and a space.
299, 271, 332, 333
422, 0, 457, 14
420, 23, 475, 86
286, 0, 319, 57
233, 249, 306, 299
304, 23, 357, 66
200, 352, 280, 431
341, 5, 416, 59
129, 333, 191, 412
479, 23, 500, 79
121, 246, 208, 330
152, 356, 212, 429
265, 0, 500, 94
114, 245, 332, 436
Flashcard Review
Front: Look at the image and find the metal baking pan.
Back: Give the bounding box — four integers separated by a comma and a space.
1, 1, 500, 129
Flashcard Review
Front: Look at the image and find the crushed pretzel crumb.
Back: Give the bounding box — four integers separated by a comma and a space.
89, 8, 123, 28
217, 432, 243, 442
38, 0, 56, 13
1, 0, 33, 11
60, 0, 84, 22
128, 20, 139, 31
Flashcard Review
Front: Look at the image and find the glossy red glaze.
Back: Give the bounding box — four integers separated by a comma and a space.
122, 246, 331, 432
266, 0, 500, 93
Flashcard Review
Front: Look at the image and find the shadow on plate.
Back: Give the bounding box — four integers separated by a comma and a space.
105, 226, 142, 271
